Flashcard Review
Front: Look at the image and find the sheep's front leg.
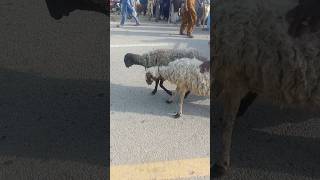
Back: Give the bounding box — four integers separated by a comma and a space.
160, 80, 172, 96
166, 89, 176, 104
151, 79, 160, 95
213, 90, 245, 177
173, 89, 186, 118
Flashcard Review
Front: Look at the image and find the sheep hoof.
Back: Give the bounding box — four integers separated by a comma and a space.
212, 163, 228, 178
151, 91, 156, 95
166, 100, 173, 104
173, 112, 181, 118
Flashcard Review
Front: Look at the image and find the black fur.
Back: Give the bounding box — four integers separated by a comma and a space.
45, 0, 107, 20
286, 0, 320, 37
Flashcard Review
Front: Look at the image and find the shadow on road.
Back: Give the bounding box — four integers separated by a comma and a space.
45, 0, 107, 20
110, 82, 210, 118
0, 68, 108, 166
212, 100, 320, 178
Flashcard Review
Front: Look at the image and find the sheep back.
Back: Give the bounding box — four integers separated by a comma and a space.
148, 58, 210, 96
142, 49, 208, 68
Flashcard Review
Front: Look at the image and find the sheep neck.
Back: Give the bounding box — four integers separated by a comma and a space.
130, 54, 149, 68
157, 66, 165, 80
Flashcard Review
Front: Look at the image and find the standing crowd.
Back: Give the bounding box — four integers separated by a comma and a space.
118, 0, 211, 38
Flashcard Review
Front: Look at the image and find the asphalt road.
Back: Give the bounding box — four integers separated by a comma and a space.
110, 20, 210, 179
0, 0, 108, 179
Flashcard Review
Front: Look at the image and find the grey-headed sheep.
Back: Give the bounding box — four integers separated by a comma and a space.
124, 49, 208, 96
146, 58, 210, 118
212, 0, 320, 177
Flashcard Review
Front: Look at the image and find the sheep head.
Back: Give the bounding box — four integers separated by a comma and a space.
145, 72, 155, 85
286, 0, 320, 37
124, 53, 145, 68
145, 67, 161, 85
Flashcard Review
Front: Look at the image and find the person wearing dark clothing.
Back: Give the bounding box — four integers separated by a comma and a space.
162, 0, 170, 20
154, 0, 161, 21
139, 0, 148, 15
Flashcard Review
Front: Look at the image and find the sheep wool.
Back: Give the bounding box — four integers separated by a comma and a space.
147, 58, 210, 97
124, 48, 208, 68
212, 0, 320, 176
124, 49, 208, 96
213, 0, 320, 107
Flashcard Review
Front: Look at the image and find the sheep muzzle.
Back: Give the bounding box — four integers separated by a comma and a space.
145, 72, 154, 85
124, 53, 142, 68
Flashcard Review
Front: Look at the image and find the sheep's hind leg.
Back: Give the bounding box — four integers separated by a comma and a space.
160, 80, 172, 96
151, 79, 159, 95
213, 89, 247, 177
184, 91, 190, 99
173, 89, 186, 118
236, 91, 258, 118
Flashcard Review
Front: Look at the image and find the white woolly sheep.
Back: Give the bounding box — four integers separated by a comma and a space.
212, 0, 320, 177
146, 58, 210, 118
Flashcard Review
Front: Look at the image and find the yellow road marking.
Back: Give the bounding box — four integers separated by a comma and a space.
110, 157, 210, 180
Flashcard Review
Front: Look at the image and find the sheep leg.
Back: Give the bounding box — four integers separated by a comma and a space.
166, 89, 176, 104
160, 80, 172, 96
236, 91, 258, 118
173, 88, 186, 118
151, 79, 160, 95
184, 91, 190, 99
213, 89, 246, 177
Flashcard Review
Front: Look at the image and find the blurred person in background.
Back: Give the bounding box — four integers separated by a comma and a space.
195, 0, 203, 26
147, 0, 154, 19
154, 0, 161, 21
162, 0, 170, 20
119, 0, 140, 26
139, 0, 148, 15
179, 0, 196, 38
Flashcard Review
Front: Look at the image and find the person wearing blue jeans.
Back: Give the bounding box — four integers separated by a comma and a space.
120, 0, 140, 26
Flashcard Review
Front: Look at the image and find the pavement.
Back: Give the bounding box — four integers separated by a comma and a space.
0, 0, 108, 179
110, 20, 210, 180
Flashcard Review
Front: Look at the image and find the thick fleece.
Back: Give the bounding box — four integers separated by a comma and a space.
146, 58, 210, 117
211, 0, 320, 176
124, 48, 208, 68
